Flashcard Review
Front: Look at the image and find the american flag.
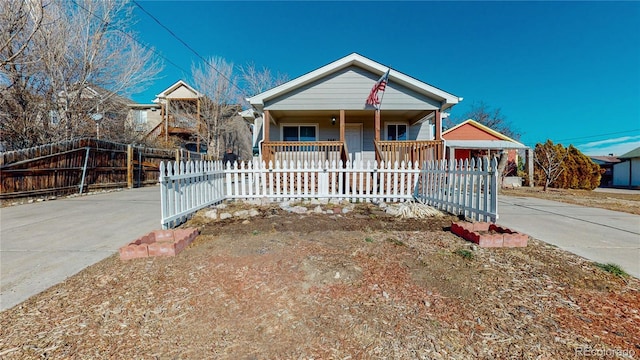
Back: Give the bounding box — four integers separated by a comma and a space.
366, 69, 390, 109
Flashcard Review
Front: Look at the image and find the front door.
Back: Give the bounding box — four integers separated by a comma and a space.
345, 124, 363, 163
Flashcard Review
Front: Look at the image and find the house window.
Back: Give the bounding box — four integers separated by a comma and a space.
282, 125, 317, 141
386, 124, 407, 141
133, 110, 147, 131
49, 110, 60, 125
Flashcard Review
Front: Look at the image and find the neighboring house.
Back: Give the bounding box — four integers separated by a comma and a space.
55, 85, 131, 138
589, 155, 621, 187
442, 119, 528, 176
246, 53, 461, 166
127, 80, 203, 148
612, 146, 640, 188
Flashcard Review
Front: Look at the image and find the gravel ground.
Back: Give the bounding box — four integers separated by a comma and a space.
1, 201, 638, 359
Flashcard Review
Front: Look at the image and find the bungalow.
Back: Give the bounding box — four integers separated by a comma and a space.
246, 53, 461, 166
443, 119, 528, 177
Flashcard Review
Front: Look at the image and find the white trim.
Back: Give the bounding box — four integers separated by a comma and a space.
154, 80, 202, 99
247, 53, 460, 110
446, 140, 528, 150
279, 123, 319, 141
384, 121, 409, 141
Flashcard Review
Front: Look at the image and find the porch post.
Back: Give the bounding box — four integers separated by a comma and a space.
374, 110, 380, 142
165, 98, 170, 142
339, 109, 345, 142
435, 110, 442, 160
434, 110, 442, 140
264, 110, 270, 143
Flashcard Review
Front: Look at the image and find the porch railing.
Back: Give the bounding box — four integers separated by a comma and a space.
262, 141, 345, 166
375, 140, 444, 166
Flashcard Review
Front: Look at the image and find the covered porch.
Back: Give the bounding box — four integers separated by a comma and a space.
260, 108, 445, 167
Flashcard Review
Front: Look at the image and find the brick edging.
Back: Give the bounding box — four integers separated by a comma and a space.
119, 228, 199, 260
451, 222, 527, 248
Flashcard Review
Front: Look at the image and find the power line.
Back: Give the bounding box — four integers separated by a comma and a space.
131, 0, 246, 96
555, 129, 640, 143
70, 0, 192, 78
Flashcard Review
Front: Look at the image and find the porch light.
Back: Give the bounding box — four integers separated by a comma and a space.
331, 116, 336, 126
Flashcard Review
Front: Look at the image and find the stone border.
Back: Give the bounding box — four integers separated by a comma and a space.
119, 228, 199, 260
451, 222, 528, 248
202, 199, 443, 221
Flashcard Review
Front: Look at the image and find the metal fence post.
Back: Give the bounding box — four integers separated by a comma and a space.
127, 145, 133, 189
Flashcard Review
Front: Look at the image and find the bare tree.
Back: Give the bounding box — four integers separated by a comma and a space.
239, 62, 289, 98
534, 140, 568, 191
448, 101, 521, 140
191, 56, 242, 158
1, 0, 162, 150
220, 115, 253, 161
0, 0, 44, 68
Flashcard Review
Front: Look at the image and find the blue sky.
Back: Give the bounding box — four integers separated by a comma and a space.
130, 1, 640, 156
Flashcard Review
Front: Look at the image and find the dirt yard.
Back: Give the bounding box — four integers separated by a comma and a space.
1, 201, 639, 359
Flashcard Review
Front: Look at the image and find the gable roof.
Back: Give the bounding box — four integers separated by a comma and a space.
443, 119, 527, 150
247, 53, 461, 111
443, 119, 522, 143
154, 80, 202, 100
589, 155, 621, 164
618, 146, 640, 159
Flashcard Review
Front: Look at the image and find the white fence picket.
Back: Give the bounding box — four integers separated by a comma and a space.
414, 157, 498, 222
160, 157, 498, 228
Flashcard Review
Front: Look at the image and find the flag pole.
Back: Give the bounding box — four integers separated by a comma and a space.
374, 68, 390, 146
377, 68, 390, 110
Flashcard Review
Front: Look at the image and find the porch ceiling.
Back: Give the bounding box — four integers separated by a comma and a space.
268, 109, 434, 123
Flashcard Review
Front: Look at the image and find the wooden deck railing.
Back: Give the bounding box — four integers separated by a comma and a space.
262, 141, 344, 165
375, 140, 444, 166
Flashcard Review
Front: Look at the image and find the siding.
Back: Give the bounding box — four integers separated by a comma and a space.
409, 122, 434, 141
166, 86, 198, 99
126, 108, 162, 134
444, 123, 502, 141
613, 159, 640, 187
265, 66, 441, 111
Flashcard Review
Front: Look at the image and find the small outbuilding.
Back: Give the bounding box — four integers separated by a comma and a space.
443, 119, 529, 183
612, 146, 640, 188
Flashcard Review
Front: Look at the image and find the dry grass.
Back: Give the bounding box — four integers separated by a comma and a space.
500, 187, 640, 215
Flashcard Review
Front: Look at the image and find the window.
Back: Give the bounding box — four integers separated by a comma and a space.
386, 124, 407, 140
133, 110, 147, 131
282, 125, 317, 141
49, 110, 60, 125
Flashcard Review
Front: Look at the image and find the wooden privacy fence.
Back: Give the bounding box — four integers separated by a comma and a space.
414, 157, 498, 222
159, 158, 498, 229
0, 138, 207, 199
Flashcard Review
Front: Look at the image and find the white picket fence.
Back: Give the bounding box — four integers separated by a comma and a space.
159, 158, 498, 229
414, 157, 498, 223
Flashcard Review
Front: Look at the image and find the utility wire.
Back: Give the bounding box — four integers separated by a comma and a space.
70, 0, 192, 77
555, 129, 640, 143
131, 0, 246, 96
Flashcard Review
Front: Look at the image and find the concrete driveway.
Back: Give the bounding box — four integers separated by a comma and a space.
498, 195, 640, 279
1, 186, 161, 311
